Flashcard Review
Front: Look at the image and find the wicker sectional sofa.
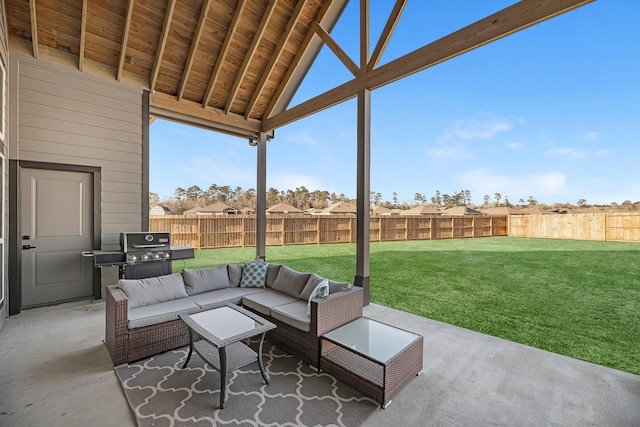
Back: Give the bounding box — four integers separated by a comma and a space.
105, 262, 363, 366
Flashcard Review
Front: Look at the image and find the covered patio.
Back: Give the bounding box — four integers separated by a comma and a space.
3, 0, 639, 425
0, 299, 638, 426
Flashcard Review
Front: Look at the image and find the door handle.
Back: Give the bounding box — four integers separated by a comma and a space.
22, 245, 37, 250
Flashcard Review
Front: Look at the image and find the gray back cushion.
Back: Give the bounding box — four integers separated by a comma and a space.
182, 265, 230, 295
270, 265, 310, 298
228, 264, 243, 287
266, 263, 282, 287
119, 273, 188, 309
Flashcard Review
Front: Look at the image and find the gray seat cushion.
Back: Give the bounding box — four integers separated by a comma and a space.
128, 298, 199, 329
187, 287, 248, 310
271, 301, 310, 332
242, 289, 299, 315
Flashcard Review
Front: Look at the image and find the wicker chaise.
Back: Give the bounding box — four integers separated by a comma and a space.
105, 265, 364, 366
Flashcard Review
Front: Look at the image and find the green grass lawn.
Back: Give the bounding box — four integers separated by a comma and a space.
171, 237, 640, 375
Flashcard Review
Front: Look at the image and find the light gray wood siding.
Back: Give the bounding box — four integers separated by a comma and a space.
9, 54, 145, 287
1, 0, 9, 324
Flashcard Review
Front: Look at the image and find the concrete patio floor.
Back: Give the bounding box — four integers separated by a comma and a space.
0, 299, 638, 427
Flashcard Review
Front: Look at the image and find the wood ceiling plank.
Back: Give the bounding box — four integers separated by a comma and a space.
262, 0, 333, 120
150, 0, 177, 91
263, 0, 594, 131
117, 0, 134, 81
177, 0, 211, 101
202, 0, 247, 108
224, 0, 277, 114
367, 0, 406, 71
244, 0, 307, 119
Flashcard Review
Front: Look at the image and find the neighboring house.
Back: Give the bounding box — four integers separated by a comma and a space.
479, 207, 522, 216
266, 203, 303, 215
399, 205, 443, 215
442, 206, 483, 215
183, 202, 238, 216
371, 206, 392, 215
149, 206, 173, 216
321, 201, 357, 215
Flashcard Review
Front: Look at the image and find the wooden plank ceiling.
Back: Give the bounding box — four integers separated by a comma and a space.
5, 0, 594, 138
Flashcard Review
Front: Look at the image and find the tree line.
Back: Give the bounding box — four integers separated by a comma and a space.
150, 184, 640, 215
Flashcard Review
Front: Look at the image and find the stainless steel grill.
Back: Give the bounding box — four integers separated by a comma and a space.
90, 232, 194, 279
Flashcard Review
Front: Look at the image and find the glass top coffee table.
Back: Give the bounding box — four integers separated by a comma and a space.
320, 317, 423, 407
179, 304, 276, 409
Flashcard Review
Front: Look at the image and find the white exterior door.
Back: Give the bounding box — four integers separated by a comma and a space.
20, 168, 94, 307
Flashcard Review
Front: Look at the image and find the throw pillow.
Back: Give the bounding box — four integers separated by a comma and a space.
306, 279, 329, 317
240, 262, 268, 288
270, 265, 311, 298
182, 265, 230, 295
119, 273, 189, 309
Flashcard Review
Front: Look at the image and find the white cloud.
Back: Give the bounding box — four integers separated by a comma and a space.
450, 116, 515, 140
582, 131, 602, 141
457, 168, 569, 203
505, 141, 525, 150
546, 148, 588, 160
426, 114, 518, 161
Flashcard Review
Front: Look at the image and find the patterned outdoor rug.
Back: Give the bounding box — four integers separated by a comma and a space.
115, 340, 378, 427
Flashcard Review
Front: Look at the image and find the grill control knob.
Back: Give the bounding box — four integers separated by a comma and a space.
128, 255, 137, 264
141, 254, 149, 262
164, 253, 171, 259
153, 253, 161, 260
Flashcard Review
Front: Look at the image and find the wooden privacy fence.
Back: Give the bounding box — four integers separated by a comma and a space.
509, 212, 640, 242
150, 215, 509, 249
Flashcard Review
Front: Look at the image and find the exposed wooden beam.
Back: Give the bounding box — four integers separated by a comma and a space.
244, 0, 308, 119
313, 21, 359, 77
79, 0, 87, 71
202, 0, 247, 108
117, 0, 135, 82
261, 1, 335, 120
263, 0, 594, 132
360, 0, 368, 69
224, 0, 278, 114
29, 0, 38, 59
150, 0, 177, 91
150, 92, 262, 137
368, 0, 407, 71
177, 0, 211, 101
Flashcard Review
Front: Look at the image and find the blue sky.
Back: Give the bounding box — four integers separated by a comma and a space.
150, 0, 640, 206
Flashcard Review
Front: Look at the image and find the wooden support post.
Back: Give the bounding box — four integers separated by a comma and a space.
254, 132, 268, 261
